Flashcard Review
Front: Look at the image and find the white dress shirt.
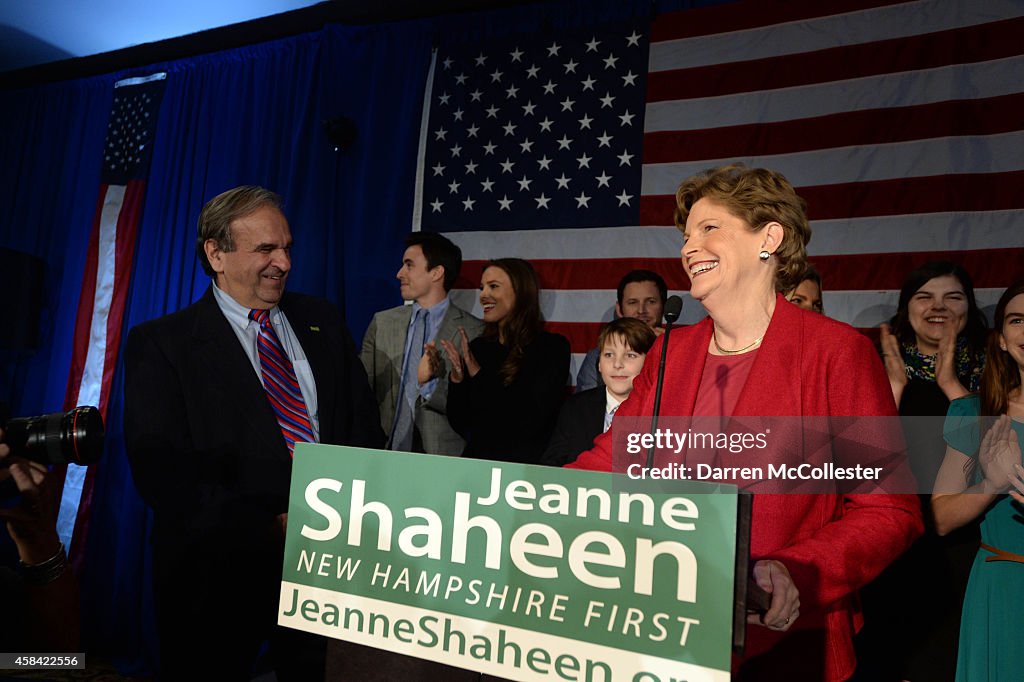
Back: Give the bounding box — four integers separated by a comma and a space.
212, 283, 320, 441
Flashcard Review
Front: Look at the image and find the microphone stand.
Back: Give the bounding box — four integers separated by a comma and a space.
645, 296, 682, 469
633, 295, 772, 646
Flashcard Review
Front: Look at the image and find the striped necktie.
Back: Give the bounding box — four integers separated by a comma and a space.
603, 404, 619, 433
249, 308, 316, 456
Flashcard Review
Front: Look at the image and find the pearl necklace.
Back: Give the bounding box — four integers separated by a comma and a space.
712, 331, 763, 355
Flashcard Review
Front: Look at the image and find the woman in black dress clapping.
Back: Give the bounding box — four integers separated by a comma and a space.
442, 258, 570, 464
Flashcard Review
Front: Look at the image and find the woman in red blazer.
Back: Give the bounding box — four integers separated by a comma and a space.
569, 164, 923, 681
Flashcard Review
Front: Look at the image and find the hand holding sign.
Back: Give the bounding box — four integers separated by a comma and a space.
747, 560, 799, 631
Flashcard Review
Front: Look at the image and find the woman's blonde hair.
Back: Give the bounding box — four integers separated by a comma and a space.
675, 164, 811, 293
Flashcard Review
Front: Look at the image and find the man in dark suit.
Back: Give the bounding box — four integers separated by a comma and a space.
124, 186, 383, 680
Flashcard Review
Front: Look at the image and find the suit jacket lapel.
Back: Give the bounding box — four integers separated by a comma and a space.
733, 294, 803, 417
722, 295, 807, 486
386, 306, 414, 400
391, 305, 414, 353
282, 293, 336, 441
191, 287, 282, 444
664, 317, 714, 416
435, 303, 464, 345
657, 296, 803, 418
588, 388, 608, 438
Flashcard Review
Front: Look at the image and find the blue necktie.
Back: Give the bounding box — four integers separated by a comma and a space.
391, 308, 426, 451
603, 404, 619, 433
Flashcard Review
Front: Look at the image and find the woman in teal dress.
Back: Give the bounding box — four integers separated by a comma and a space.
933, 279, 1024, 681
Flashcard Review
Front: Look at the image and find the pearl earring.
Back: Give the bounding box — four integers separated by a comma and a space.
758, 250, 771, 261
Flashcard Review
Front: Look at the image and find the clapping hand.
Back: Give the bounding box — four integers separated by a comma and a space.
979, 416, 1023, 495
1008, 463, 1024, 505
417, 341, 444, 386
439, 327, 480, 383
934, 325, 969, 401
879, 323, 908, 403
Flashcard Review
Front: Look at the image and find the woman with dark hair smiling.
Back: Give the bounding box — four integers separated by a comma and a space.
881, 260, 988, 415
569, 164, 921, 681
442, 257, 570, 464
932, 279, 1024, 682
856, 261, 989, 681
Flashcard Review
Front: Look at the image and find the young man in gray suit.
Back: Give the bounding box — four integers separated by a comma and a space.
360, 232, 483, 455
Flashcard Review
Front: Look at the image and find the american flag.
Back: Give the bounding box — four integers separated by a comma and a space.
413, 0, 1024, 380
58, 73, 166, 563
420, 23, 648, 231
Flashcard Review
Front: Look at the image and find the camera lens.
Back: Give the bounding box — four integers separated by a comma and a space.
4, 406, 104, 466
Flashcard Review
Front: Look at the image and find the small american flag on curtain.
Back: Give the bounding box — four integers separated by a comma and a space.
58, 73, 166, 562
413, 0, 1024, 380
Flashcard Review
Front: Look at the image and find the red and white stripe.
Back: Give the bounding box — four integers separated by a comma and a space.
443, 0, 1024, 379
58, 180, 146, 560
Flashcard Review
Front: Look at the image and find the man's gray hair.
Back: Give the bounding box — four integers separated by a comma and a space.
196, 185, 282, 277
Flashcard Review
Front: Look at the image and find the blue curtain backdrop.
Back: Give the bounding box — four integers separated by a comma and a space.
0, 75, 112, 420
0, 0, 721, 673
81, 32, 346, 675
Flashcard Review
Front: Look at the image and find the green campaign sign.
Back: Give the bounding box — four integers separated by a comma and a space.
279, 445, 737, 682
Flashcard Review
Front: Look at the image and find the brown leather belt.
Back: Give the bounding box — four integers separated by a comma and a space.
981, 542, 1024, 564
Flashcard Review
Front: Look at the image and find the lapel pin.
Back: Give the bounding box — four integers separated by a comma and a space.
310, 326, 320, 332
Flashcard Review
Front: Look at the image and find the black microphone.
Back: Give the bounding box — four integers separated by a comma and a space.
646, 296, 683, 469
663, 296, 683, 325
